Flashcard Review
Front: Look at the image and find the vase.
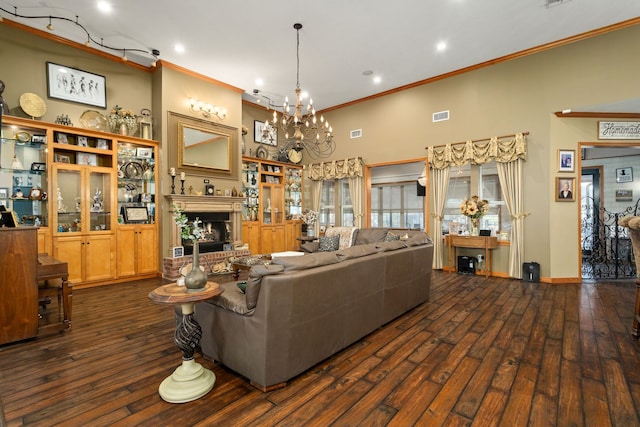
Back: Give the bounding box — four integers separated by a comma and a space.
184, 240, 207, 292
307, 226, 315, 237
119, 122, 128, 136
301, 223, 308, 236
470, 218, 480, 236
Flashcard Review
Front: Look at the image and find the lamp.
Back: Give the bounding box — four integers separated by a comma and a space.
189, 98, 227, 120
264, 23, 335, 160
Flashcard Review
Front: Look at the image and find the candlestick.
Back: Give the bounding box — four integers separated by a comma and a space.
171, 176, 176, 194
180, 178, 185, 195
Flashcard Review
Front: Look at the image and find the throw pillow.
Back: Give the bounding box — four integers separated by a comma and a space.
236, 281, 247, 293
384, 231, 401, 242
318, 235, 340, 252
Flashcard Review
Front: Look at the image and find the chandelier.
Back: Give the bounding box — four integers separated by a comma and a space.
263, 23, 335, 160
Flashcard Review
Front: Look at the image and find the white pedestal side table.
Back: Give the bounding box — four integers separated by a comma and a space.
148, 281, 223, 403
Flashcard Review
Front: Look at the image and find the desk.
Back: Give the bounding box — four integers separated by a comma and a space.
446, 235, 498, 278
37, 254, 71, 334
148, 282, 223, 403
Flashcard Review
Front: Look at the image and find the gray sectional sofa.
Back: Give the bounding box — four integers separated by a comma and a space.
194, 228, 434, 391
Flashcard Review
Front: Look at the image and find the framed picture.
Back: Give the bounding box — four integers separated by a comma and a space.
171, 246, 184, 258
77, 136, 88, 147
616, 167, 633, 183
96, 139, 109, 149
558, 149, 575, 172
31, 135, 46, 143
54, 154, 71, 163
0, 188, 8, 199
46, 62, 107, 108
225, 188, 232, 197
254, 120, 278, 145
556, 177, 576, 202
615, 189, 633, 202
56, 133, 68, 144
136, 147, 153, 158
123, 206, 149, 224
30, 162, 46, 172
0, 210, 18, 227
77, 153, 97, 166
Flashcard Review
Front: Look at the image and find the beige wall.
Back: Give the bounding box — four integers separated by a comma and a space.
317, 24, 640, 281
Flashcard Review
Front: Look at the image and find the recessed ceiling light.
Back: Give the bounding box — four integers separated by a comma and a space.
373, 76, 382, 84
97, 1, 112, 13
174, 44, 185, 54
255, 78, 264, 86
436, 41, 447, 52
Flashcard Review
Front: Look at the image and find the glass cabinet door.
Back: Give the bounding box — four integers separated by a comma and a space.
55, 168, 82, 233
261, 184, 284, 225
89, 170, 112, 231
285, 167, 302, 218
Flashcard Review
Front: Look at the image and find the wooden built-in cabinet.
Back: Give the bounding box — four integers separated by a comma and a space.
241, 156, 303, 254
2, 116, 159, 288
117, 224, 157, 277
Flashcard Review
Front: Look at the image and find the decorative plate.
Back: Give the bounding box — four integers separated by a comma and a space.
256, 145, 268, 159
123, 161, 144, 178
80, 110, 108, 132
288, 149, 303, 164
19, 93, 46, 118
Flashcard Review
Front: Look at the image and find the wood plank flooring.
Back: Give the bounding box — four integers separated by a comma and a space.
1, 271, 640, 426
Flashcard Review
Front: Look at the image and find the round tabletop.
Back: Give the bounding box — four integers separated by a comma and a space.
148, 281, 223, 305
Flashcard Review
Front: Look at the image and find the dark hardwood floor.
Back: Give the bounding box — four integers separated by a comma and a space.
2, 270, 640, 426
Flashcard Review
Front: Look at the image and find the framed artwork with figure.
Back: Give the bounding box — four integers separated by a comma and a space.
556, 177, 575, 202
558, 149, 575, 173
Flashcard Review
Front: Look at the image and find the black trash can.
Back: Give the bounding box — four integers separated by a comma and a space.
522, 262, 540, 283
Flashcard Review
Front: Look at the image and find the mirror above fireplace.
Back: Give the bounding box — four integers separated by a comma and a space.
169, 111, 238, 178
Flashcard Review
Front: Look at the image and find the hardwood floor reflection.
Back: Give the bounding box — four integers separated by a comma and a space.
1, 271, 640, 426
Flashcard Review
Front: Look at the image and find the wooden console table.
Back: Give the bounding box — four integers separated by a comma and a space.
446, 235, 498, 278
37, 254, 71, 335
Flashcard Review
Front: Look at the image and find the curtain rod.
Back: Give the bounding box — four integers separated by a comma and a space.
426, 131, 529, 150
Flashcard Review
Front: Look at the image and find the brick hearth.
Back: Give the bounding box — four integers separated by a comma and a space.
163, 249, 251, 280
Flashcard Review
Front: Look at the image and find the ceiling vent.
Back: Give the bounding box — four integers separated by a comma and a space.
350, 129, 363, 139
546, 0, 570, 7
432, 110, 450, 122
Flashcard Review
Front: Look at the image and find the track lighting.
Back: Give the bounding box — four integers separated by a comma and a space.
46, 16, 53, 31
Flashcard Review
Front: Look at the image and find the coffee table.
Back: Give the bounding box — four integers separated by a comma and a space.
231, 255, 272, 280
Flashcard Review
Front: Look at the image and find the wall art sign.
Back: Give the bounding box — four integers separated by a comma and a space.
46, 62, 107, 108
598, 121, 640, 140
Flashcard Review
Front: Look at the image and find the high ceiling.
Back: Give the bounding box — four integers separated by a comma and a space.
2, 0, 640, 112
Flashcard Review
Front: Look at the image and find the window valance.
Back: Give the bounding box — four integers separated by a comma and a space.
427, 133, 527, 170
305, 157, 364, 181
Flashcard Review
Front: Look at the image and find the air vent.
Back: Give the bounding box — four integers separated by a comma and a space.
350, 129, 362, 139
432, 110, 449, 122
546, 0, 570, 7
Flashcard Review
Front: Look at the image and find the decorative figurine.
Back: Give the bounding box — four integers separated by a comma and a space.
57, 187, 66, 213
0, 80, 9, 115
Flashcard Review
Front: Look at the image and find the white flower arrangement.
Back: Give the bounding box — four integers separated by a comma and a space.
173, 203, 203, 241
460, 195, 490, 220
107, 105, 138, 134
300, 209, 318, 225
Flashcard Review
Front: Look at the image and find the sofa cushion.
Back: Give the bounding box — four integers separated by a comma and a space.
406, 233, 432, 246
375, 240, 408, 251
324, 226, 357, 249
318, 235, 340, 252
335, 243, 379, 261
300, 241, 319, 253
271, 252, 340, 272
247, 264, 285, 309
354, 228, 390, 245
384, 231, 401, 242
209, 282, 253, 315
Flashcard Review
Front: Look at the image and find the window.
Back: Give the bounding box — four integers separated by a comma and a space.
318, 179, 353, 228
443, 161, 511, 237
370, 182, 425, 229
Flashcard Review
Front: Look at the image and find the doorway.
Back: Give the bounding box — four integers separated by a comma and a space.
580, 144, 640, 279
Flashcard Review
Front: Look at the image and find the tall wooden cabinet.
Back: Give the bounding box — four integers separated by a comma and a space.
0, 227, 38, 345
241, 156, 303, 254
1, 116, 158, 288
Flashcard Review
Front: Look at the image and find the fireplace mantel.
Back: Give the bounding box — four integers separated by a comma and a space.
165, 194, 245, 249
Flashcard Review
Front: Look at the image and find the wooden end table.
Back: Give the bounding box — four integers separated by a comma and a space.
148, 281, 223, 403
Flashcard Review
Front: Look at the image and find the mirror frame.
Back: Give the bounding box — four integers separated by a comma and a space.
168, 111, 238, 179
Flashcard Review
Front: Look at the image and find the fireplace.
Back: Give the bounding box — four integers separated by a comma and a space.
182, 211, 230, 255
164, 194, 250, 280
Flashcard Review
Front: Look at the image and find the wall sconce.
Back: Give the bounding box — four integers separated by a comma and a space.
189, 98, 227, 120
